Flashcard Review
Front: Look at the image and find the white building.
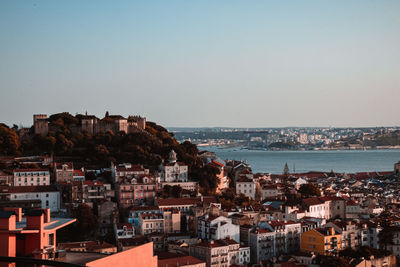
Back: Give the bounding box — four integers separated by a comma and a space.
116, 223, 135, 239
13, 169, 50, 186
198, 215, 240, 242
238, 246, 251, 265
293, 177, 307, 189
298, 133, 308, 144
303, 196, 345, 220
190, 239, 249, 267
236, 177, 256, 200
159, 150, 188, 182
359, 223, 381, 249
249, 228, 276, 263
268, 220, 301, 255
8, 186, 60, 211
261, 184, 279, 199
346, 200, 361, 218
138, 213, 164, 235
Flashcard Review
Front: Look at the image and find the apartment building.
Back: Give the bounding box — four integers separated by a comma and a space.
300, 227, 343, 256
0, 186, 60, 211
117, 175, 156, 206
236, 177, 256, 200
197, 215, 240, 242
54, 162, 74, 182
249, 228, 276, 263
111, 163, 150, 183
139, 213, 164, 235
268, 220, 301, 255
189, 239, 230, 267
13, 169, 50, 186
163, 208, 181, 234
58, 180, 113, 207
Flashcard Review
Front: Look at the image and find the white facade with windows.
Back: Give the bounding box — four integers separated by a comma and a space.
116, 223, 135, 239
262, 185, 279, 199
10, 189, 60, 211
249, 228, 276, 262
13, 169, 50, 186
198, 215, 240, 242
138, 213, 164, 235
236, 178, 256, 200
159, 150, 188, 182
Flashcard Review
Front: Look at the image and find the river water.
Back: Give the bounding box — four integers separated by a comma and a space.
201, 147, 400, 174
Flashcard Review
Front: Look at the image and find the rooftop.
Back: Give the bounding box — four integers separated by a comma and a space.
158, 256, 204, 267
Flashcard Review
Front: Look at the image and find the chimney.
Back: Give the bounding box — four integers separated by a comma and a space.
44, 208, 51, 223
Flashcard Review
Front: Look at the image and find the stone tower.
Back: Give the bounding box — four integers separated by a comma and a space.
168, 150, 177, 164
33, 114, 48, 136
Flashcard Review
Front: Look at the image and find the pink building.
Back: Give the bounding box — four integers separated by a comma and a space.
117, 175, 156, 206
13, 169, 50, 187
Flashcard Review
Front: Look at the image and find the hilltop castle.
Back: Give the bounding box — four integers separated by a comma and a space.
33, 113, 146, 136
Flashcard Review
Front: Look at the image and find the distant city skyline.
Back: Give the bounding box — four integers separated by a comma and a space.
1, 1, 399, 128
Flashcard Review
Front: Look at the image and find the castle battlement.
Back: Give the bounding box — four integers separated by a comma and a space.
33, 113, 146, 136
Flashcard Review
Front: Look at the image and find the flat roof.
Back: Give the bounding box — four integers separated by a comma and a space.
45, 218, 77, 230
15, 217, 76, 231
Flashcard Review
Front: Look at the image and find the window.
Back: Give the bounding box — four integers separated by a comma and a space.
49, 233, 54, 245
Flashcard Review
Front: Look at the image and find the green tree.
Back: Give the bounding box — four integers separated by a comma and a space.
57, 204, 99, 242
0, 124, 20, 155
378, 213, 397, 250
314, 255, 349, 267
171, 185, 183, 198
191, 165, 220, 194
299, 183, 321, 197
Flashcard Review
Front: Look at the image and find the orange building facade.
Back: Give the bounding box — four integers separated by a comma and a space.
0, 207, 76, 267
300, 227, 343, 256
86, 242, 157, 267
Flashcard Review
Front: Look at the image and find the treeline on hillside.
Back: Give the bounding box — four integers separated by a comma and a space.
374, 130, 400, 146
340, 130, 400, 147
0, 113, 220, 193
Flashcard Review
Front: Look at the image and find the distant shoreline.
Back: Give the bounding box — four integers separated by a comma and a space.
197, 144, 400, 152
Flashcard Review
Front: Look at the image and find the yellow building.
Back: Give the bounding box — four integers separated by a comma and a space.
300, 227, 342, 255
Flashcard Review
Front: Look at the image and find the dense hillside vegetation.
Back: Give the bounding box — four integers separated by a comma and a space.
0, 113, 220, 192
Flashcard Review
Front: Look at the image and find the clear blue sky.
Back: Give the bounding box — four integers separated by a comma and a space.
1, 1, 399, 128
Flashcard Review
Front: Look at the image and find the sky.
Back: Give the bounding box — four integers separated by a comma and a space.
0, 1, 399, 128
